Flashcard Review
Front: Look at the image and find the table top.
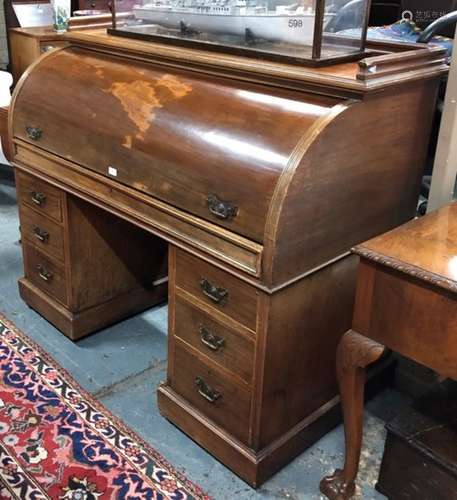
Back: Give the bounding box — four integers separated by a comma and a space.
355, 202, 457, 294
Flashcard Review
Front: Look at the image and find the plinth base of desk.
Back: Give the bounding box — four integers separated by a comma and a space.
158, 383, 341, 487
19, 278, 167, 341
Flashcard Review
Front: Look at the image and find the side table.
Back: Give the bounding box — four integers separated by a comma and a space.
320, 202, 457, 499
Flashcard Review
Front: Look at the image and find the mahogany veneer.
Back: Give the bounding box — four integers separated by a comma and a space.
9, 30, 448, 486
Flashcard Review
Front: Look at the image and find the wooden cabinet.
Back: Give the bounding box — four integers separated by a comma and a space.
9, 27, 69, 83
169, 247, 256, 445
16, 171, 168, 339
9, 30, 448, 486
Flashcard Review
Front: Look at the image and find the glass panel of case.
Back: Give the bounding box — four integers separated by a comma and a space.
109, 0, 370, 65
320, 0, 370, 59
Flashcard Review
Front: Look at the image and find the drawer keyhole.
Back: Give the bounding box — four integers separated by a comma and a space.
200, 279, 228, 304
25, 126, 43, 141
33, 226, 50, 243
207, 193, 238, 221
195, 377, 221, 404
30, 191, 46, 207
37, 265, 53, 282
199, 326, 225, 352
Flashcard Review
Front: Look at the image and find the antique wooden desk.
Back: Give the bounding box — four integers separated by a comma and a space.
9, 30, 448, 486
321, 202, 457, 499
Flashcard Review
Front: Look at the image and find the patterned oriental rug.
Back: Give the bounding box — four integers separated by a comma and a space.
0, 314, 210, 499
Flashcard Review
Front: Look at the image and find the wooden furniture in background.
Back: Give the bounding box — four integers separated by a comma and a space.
0, 106, 11, 162
377, 380, 457, 499
3, 0, 54, 74
9, 31, 447, 486
9, 27, 69, 82
320, 202, 457, 499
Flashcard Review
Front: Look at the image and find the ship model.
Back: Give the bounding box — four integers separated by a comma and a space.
132, 0, 334, 45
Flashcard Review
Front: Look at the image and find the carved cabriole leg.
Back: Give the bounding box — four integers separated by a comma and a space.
320, 330, 386, 500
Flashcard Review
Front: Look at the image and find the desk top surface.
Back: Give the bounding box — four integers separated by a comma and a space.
355, 202, 457, 294
63, 29, 448, 97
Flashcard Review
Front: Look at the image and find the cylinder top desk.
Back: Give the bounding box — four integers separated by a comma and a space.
8, 10, 448, 486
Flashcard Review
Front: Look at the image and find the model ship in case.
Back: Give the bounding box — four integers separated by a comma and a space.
133, 0, 331, 45
110, 0, 370, 63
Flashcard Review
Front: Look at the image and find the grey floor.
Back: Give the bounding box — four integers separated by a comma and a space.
0, 175, 411, 499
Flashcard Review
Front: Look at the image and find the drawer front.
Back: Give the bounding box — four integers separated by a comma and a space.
172, 343, 251, 443
16, 171, 63, 222
175, 250, 258, 331
20, 205, 65, 262
174, 295, 254, 384
24, 244, 67, 304
78, 0, 109, 9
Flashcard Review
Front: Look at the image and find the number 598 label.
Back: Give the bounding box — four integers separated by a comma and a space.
288, 18, 303, 28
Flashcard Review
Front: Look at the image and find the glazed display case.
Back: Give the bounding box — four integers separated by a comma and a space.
108, 0, 371, 64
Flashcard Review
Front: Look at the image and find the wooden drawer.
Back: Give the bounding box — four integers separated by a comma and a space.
172, 343, 252, 444
78, 0, 109, 10
24, 244, 67, 305
16, 171, 63, 222
174, 295, 255, 384
20, 205, 65, 262
175, 250, 258, 331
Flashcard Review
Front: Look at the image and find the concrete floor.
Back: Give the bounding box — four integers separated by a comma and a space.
0, 174, 411, 499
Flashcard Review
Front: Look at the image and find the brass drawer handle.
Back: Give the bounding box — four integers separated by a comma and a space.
200, 279, 228, 304
37, 265, 53, 282
199, 326, 225, 352
30, 191, 46, 206
207, 194, 238, 221
33, 226, 49, 243
25, 127, 43, 141
195, 377, 221, 404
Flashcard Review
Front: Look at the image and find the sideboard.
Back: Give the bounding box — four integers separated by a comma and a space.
9, 30, 448, 486
9, 27, 69, 83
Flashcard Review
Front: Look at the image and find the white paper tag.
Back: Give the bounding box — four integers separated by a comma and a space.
108, 166, 118, 177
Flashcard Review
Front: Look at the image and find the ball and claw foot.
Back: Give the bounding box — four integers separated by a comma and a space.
319, 469, 355, 500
